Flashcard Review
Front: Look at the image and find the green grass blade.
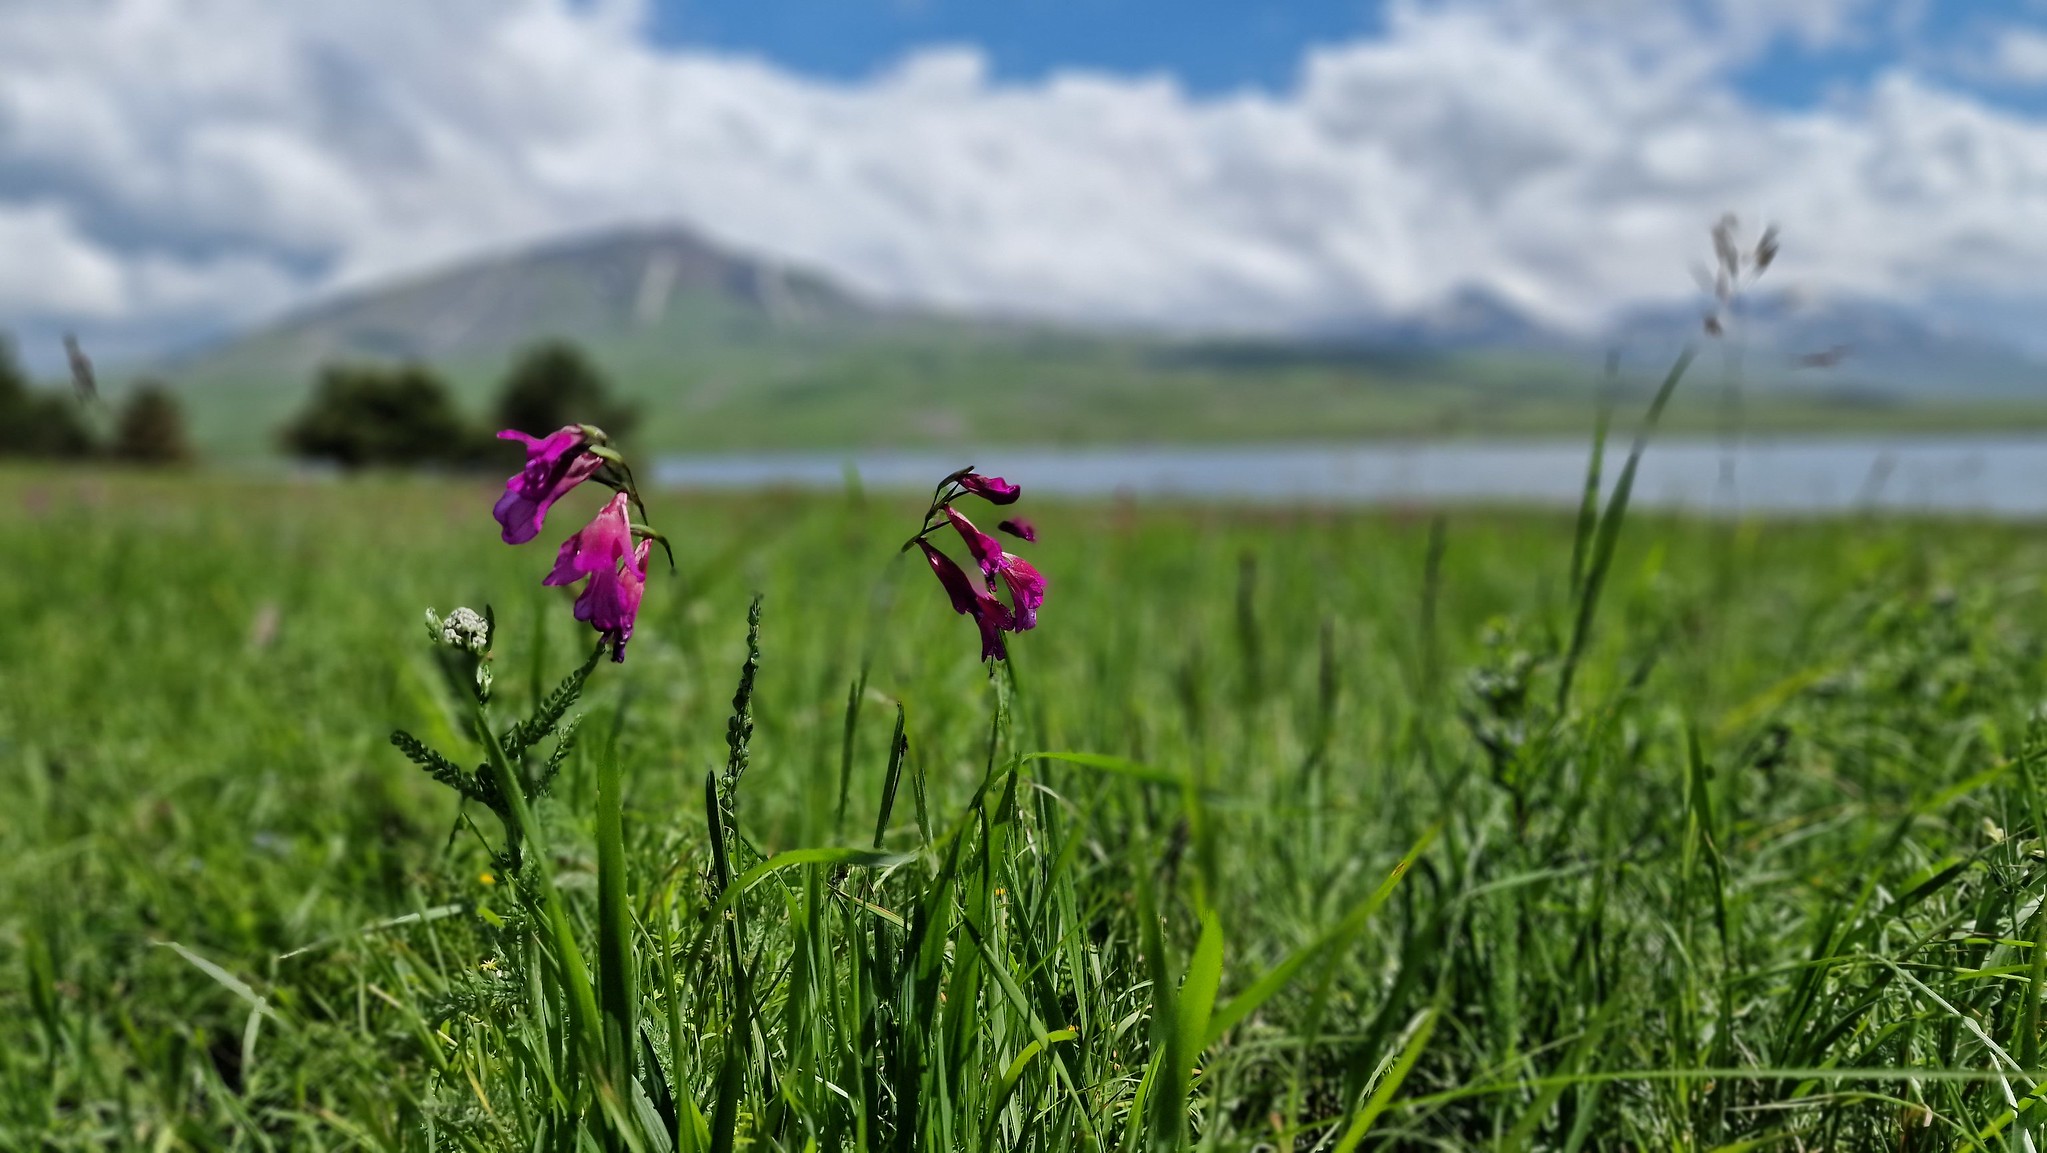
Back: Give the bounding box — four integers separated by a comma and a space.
835, 676, 863, 839
1566, 391, 1613, 602
1174, 903, 1224, 1115
1023, 751, 1186, 788
1205, 824, 1437, 1047
596, 753, 637, 1094
873, 703, 908, 850
1331, 1002, 1441, 1153
1556, 343, 1696, 712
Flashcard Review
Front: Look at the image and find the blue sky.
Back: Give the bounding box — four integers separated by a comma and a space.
643, 0, 2041, 111
647, 0, 1391, 95
7, 0, 2047, 366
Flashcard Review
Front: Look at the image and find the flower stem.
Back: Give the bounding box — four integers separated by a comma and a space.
470, 696, 607, 1082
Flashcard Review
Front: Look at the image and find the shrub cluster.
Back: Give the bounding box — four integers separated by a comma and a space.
280, 362, 476, 468
281, 339, 636, 470
0, 334, 193, 464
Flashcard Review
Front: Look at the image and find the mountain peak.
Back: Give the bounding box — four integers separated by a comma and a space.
236, 222, 872, 369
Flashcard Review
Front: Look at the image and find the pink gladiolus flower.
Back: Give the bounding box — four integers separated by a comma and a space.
995, 553, 1045, 632
543, 493, 651, 661
912, 469, 1044, 661
917, 539, 1011, 662
944, 506, 1005, 577
956, 472, 1020, 505
494, 426, 605, 545
943, 506, 1045, 629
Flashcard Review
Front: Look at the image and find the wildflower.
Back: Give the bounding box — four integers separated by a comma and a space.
946, 506, 1046, 633
494, 425, 606, 545
544, 493, 652, 661
908, 467, 1046, 662
917, 540, 1012, 662
944, 506, 1005, 575
427, 606, 491, 655
995, 553, 1045, 631
956, 472, 1020, 505
425, 606, 496, 694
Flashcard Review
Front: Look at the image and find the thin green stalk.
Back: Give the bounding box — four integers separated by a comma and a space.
1556, 344, 1697, 713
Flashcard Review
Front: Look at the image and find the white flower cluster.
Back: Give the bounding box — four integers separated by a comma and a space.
425, 607, 490, 655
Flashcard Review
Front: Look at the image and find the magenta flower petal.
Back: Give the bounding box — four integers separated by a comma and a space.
542, 534, 584, 586
996, 554, 1046, 632
544, 492, 632, 584
494, 426, 605, 545
957, 472, 1020, 505
997, 517, 1036, 543
971, 602, 1009, 662
543, 493, 649, 660
918, 539, 1012, 662
576, 539, 650, 661
917, 539, 981, 617
944, 506, 1005, 580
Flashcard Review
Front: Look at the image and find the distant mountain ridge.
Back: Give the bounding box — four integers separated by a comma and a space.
150, 222, 2047, 455
1305, 286, 2047, 400
173, 222, 2047, 400
1310, 288, 1572, 353
1605, 291, 2047, 400
178, 224, 877, 375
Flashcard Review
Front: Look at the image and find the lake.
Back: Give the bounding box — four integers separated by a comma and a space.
656, 436, 2047, 516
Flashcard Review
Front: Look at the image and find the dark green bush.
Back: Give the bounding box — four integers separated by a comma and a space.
0, 335, 96, 458
281, 361, 472, 469
110, 380, 194, 465
494, 339, 636, 440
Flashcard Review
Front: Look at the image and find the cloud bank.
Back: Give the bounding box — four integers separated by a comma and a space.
3, 0, 2045, 365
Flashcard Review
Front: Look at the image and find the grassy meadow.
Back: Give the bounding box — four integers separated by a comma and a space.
9, 461, 2047, 1150
160, 309, 2047, 460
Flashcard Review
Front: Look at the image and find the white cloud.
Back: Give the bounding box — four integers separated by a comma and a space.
2, 0, 2046, 364
1991, 25, 2047, 85
0, 203, 127, 317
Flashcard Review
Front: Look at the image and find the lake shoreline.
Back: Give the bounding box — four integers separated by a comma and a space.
654, 434, 2047, 516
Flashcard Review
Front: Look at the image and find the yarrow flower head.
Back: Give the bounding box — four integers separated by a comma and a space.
428, 606, 492, 655
423, 606, 495, 695
544, 492, 654, 662
905, 467, 1048, 663
493, 424, 610, 545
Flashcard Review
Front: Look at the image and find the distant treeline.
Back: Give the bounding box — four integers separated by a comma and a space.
0, 334, 632, 470
281, 339, 636, 470
0, 335, 193, 465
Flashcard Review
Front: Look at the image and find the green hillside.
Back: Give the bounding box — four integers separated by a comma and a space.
146, 226, 2047, 457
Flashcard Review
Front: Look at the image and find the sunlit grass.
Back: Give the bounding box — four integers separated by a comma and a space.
7, 465, 2047, 1150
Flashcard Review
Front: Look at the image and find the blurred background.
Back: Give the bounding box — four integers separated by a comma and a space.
5, 0, 2047, 510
